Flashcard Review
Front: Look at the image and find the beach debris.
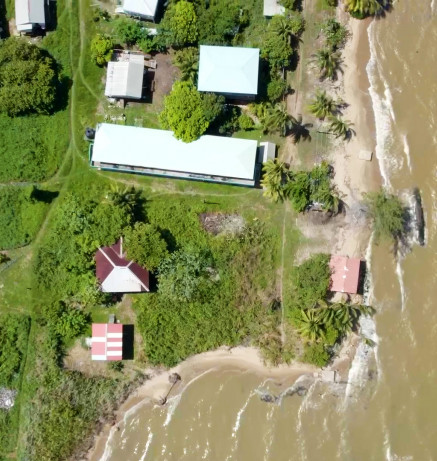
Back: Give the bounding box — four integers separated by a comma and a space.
168, 373, 181, 384
412, 187, 425, 246
259, 392, 278, 404
359, 150, 373, 161
320, 370, 336, 383
0, 388, 17, 410
158, 397, 167, 406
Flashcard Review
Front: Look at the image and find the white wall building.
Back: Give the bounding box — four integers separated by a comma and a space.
116, 0, 159, 21
105, 54, 145, 100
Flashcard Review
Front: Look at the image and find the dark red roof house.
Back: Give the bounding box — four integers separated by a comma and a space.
95, 238, 149, 293
329, 255, 361, 294
91, 323, 123, 361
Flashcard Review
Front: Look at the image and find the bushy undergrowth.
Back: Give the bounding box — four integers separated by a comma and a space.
0, 185, 52, 250
0, 314, 30, 457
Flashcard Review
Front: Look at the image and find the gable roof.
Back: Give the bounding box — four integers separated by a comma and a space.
122, 0, 159, 17
329, 255, 361, 294
91, 123, 258, 183
197, 46, 260, 95
15, 0, 45, 29
95, 238, 150, 293
105, 56, 144, 99
92, 323, 123, 361
263, 0, 285, 17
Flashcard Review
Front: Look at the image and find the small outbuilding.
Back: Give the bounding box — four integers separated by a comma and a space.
116, 0, 160, 21
259, 141, 276, 163
197, 45, 260, 99
15, 0, 46, 34
329, 255, 361, 294
105, 54, 145, 100
263, 0, 285, 17
91, 323, 124, 361
95, 238, 150, 293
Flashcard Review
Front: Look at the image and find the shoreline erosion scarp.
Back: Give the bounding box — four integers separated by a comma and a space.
86, 13, 381, 461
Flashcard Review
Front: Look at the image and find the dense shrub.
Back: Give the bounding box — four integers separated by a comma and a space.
302, 342, 330, 367
0, 186, 51, 250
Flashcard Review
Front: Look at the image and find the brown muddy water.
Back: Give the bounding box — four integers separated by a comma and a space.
99, 2, 437, 460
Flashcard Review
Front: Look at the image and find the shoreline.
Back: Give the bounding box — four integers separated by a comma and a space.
86, 346, 317, 461
86, 13, 382, 461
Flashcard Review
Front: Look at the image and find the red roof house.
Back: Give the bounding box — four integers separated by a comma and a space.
92, 323, 123, 361
95, 238, 149, 293
329, 255, 361, 294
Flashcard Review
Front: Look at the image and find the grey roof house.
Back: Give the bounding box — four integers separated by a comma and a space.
263, 0, 285, 17
15, 0, 46, 33
197, 46, 260, 99
105, 54, 145, 100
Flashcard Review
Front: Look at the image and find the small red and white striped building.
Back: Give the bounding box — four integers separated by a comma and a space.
91, 323, 124, 361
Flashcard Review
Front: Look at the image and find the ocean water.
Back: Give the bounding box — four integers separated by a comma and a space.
98, 2, 437, 459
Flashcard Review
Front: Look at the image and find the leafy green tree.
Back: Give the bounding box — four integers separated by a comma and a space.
327, 116, 355, 140
344, 0, 389, 18
321, 18, 350, 50
308, 161, 340, 213
312, 48, 342, 80
113, 17, 149, 46
279, 0, 297, 10
261, 159, 292, 203
173, 47, 199, 82
286, 171, 311, 211
0, 38, 57, 116
159, 81, 209, 142
308, 90, 336, 119
200, 92, 225, 124
197, 0, 242, 45
364, 188, 404, 243
267, 76, 288, 102
237, 113, 255, 130
90, 34, 113, 66
124, 222, 168, 271
158, 247, 213, 302
158, 0, 199, 47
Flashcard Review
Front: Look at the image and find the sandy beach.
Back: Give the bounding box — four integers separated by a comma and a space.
86, 11, 381, 461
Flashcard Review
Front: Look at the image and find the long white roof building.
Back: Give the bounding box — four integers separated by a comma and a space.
119, 0, 159, 21
197, 46, 260, 97
90, 123, 259, 186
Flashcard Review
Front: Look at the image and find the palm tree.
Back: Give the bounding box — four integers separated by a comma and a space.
328, 116, 355, 140
297, 309, 325, 342
263, 103, 293, 136
344, 0, 388, 17
173, 47, 199, 83
308, 90, 336, 119
312, 48, 342, 80
261, 159, 291, 203
270, 16, 294, 44
106, 184, 142, 215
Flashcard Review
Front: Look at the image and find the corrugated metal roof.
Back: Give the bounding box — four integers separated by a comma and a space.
95, 239, 150, 293
329, 255, 361, 294
122, 0, 159, 17
91, 123, 258, 181
105, 57, 144, 99
197, 46, 260, 95
263, 0, 285, 17
15, 0, 45, 30
92, 324, 124, 361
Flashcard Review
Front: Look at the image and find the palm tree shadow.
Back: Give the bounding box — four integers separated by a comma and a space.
288, 115, 312, 143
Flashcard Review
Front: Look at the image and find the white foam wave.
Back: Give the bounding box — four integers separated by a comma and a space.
395, 259, 406, 311
401, 134, 412, 172
231, 391, 254, 438
163, 393, 182, 427
139, 431, 153, 461
367, 22, 401, 189
344, 235, 381, 404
